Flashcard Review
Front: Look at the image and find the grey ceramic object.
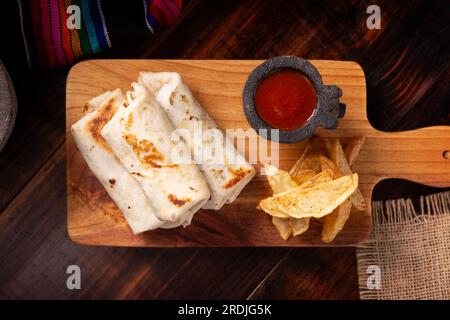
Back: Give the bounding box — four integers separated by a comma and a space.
243, 56, 345, 143
0, 61, 17, 152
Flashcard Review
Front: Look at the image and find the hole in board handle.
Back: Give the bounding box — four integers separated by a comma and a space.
443, 150, 450, 160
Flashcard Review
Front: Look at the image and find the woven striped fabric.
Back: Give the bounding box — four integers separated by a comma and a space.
17, 0, 183, 68
144, 0, 183, 33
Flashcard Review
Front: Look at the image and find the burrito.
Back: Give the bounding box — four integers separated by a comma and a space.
101, 83, 210, 223
139, 72, 255, 210
71, 89, 165, 234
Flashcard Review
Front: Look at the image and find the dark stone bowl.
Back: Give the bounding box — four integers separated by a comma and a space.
0, 61, 17, 152
242, 56, 345, 143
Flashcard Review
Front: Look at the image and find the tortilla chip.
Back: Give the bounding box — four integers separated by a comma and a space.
322, 138, 333, 156
293, 153, 321, 173
265, 163, 311, 236
290, 144, 311, 175
259, 170, 334, 218
259, 174, 359, 219
319, 155, 342, 179
261, 165, 296, 218
257, 203, 290, 218
345, 136, 366, 167
351, 192, 367, 211
290, 137, 325, 175
308, 136, 328, 155
272, 217, 292, 240
328, 139, 367, 211
262, 136, 366, 241
289, 161, 333, 236
291, 169, 317, 185
265, 164, 298, 194
321, 197, 352, 243
300, 169, 334, 188
289, 217, 310, 236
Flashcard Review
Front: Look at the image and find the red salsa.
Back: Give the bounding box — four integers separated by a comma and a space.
254, 69, 317, 131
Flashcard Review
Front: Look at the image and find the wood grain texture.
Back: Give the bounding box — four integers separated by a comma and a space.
147, 0, 450, 131
66, 59, 448, 247
1, 0, 449, 299
0, 145, 289, 299
0, 70, 67, 212
248, 247, 360, 299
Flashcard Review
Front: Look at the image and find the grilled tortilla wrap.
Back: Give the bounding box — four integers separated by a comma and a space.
101, 83, 210, 223
71, 89, 166, 234
139, 72, 255, 210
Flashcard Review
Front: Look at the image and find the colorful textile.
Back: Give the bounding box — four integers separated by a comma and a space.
144, 0, 182, 32
15, 0, 183, 68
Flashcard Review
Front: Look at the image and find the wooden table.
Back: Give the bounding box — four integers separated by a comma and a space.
0, 0, 449, 299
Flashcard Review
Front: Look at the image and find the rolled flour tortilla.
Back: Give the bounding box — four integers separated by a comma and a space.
139, 72, 256, 210
101, 83, 210, 223
71, 89, 165, 234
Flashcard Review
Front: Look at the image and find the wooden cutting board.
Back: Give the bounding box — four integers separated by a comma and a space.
66, 59, 450, 247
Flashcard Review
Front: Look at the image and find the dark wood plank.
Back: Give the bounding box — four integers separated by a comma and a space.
0, 0, 201, 214
145, 0, 450, 131
0, 70, 67, 212
249, 185, 450, 301
0, 146, 288, 299
0, 0, 449, 299
372, 179, 450, 205
140, 0, 450, 299
248, 248, 359, 299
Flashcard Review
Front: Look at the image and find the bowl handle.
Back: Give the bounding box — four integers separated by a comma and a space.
318, 85, 345, 130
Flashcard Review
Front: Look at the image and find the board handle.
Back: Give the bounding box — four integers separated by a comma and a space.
363, 127, 450, 189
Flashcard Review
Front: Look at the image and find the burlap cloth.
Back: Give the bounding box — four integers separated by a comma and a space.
356, 191, 450, 300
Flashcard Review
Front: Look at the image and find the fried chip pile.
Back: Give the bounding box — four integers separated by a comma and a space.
258, 136, 366, 243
